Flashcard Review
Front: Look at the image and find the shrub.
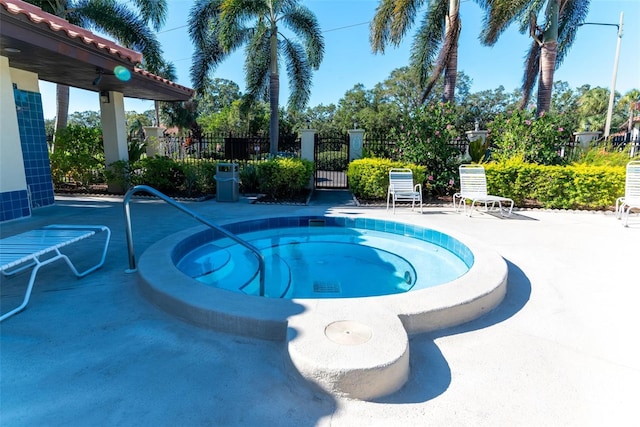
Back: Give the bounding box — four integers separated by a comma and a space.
49, 124, 104, 188
239, 163, 260, 193
195, 160, 218, 194
573, 146, 634, 167
131, 156, 186, 194
488, 110, 573, 165
389, 102, 461, 195
483, 160, 625, 210
255, 158, 314, 199
348, 158, 426, 200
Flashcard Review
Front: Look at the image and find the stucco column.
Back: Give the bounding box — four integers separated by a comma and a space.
301, 129, 316, 162
573, 131, 601, 149
143, 126, 165, 157
301, 129, 316, 190
0, 56, 27, 196
348, 129, 365, 161
100, 91, 128, 193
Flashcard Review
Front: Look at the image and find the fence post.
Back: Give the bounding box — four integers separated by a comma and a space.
348, 129, 365, 161
143, 126, 165, 157
301, 129, 316, 162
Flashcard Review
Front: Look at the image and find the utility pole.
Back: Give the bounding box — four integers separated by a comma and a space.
578, 12, 623, 139
604, 12, 623, 139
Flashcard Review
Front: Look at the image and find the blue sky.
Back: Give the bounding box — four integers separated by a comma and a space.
39, 0, 640, 119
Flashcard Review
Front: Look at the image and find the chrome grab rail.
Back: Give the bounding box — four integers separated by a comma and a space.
123, 185, 266, 296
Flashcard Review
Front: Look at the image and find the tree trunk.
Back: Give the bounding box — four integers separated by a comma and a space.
443, 42, 458, 103
537, 41, 557, 115
536, 0, 559, 116
269, 27, 279, 156
269, 73, 279, 156
443, 0, 459, 103
54, 84, 70, 136
154, 100, 160, 127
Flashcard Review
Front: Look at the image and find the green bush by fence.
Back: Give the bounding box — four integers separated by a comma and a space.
347, 158, 625, 210
347, 158, 426, 200
484, 161, 625, 210
256, 158, 314, 199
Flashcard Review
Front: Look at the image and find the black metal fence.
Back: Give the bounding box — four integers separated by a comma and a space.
362, 133, 469, 161
362, 132, 640, 161
156, 132, 301, 163
610, 132, 640, 156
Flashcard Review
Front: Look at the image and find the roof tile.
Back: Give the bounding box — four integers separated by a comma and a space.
1, 0, 142, 64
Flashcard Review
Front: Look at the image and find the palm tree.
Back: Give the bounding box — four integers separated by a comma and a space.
25, 0, 167, 132
189, 0, 324, 156
370, 0, 462, 104
153, 60, 177, 126
481, 0, 591, 116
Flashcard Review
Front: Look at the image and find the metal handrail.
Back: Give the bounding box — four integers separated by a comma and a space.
123, 185, 266, 296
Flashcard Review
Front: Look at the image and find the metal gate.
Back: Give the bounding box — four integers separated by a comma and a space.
314, 133, 350, 188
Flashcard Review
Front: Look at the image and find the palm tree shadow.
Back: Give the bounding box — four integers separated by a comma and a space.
375, 259, 531, 404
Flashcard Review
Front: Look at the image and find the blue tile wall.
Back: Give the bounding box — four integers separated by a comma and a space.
14, 88, 55, 209
0, 190, 31, 222
218, 215, 475, 267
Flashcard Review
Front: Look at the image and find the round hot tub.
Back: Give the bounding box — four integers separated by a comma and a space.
175, 217, 471, 299
136, 214, 507, 400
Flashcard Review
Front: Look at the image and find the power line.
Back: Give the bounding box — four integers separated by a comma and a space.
323, 21, 370, 33
158, 20, 371, 34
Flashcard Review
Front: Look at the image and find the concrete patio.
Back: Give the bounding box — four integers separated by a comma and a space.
1, 191, 639, 426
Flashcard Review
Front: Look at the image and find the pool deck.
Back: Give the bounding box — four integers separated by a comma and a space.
1, 190, 639, 426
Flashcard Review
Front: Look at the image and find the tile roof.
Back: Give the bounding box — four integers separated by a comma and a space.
1, 0, 193, 99
1, 0, 142, 64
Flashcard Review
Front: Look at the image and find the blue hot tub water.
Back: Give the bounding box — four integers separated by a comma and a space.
175, 216, 473, 299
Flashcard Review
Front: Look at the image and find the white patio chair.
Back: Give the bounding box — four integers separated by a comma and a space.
1, 225, 111, 321
386, 168, 423, 214
616, 160, 640, 227
454, 164, 514, 217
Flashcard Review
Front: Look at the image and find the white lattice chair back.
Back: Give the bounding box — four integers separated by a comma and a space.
459, 165, 488, 197
625, 161, 640, 204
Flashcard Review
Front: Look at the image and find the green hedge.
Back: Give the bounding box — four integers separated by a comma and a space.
484, 160, 625, 210
256, 157, 314, 199
347, 158, 426, 200
347, 157, 625, 209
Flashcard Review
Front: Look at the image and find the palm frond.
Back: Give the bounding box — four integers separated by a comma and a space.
189, 0, 223, 49
556, 0, 590, 66
282, 38, 311, 109
370, 0, 398, 53
480, 0, 534, 45
518, 40, 540, 109
220, 0, 267, 26
279, 4, 324, 69
75, 0, 163, 69
190, 36, 228, 94
133, 0, 167, 30
243, 27, 271, 102
420, 7, 461, 103
409, 0, 448, 89
389, 0, 425, 45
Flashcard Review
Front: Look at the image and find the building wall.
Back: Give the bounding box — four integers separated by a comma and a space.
0, 56, 30, 222
0, 57, 55, 222
14, 85, 55, 210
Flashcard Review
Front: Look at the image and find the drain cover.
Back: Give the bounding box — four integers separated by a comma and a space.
313, 281, 341, 293
324, 320, 372, 345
